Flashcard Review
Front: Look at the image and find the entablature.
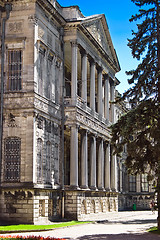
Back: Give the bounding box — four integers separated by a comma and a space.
64, 104, 111, 141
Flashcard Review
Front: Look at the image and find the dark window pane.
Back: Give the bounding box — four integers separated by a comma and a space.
4, 137, 21, 182
8, 50, 22, 91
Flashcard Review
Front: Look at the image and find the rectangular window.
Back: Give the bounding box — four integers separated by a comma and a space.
4, 137, 21, 182
129, 175, 136, 192
141, 174, 149, 192
8, 50, 22, 91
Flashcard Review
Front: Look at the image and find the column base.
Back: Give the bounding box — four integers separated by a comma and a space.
97, 187, 105, 191
90, 186, 97, 191
69, 185, 80, 190
80, 185, 89, 190
111, 188, 117, 192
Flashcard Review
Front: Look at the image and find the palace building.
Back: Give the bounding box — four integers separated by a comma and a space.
0, 0, 153, 224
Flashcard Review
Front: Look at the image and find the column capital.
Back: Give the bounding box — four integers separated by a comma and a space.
79, 128, 88, 135
70, 40, 78, 47
68, 123, 80, 130
103, 73, 109, 80
88, 56, 95, 65
97, 65, 103, 73
80, 48, 87, 57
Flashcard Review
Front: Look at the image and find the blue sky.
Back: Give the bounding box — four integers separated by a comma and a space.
58, 0, 140, 94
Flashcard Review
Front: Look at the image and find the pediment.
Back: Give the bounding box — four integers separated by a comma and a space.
81, 15, 120, 71
84, 19, 111, 55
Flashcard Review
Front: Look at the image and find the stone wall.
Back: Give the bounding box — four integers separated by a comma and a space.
33, 190, 61, 224
0, 189, 34, 224
65, 190, 118, 221
118, 193, 154, 211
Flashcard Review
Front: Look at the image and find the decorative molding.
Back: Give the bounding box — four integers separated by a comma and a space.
28, 14, 38, 25
7, 113, 17, 128
8, 21, 23, 33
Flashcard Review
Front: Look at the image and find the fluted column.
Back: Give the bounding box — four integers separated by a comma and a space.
81, 130, 88, 188
104, 75, 110, 120
104, 143, 111, 190
71, 41, 78, 104
98, 139, 104, 189
90, 135, 96, 189
90, 60, 95, 111
81, 50, 87, 103
70, 125, 78, 188
98, 68, 103, 115
110, 81, 115, 123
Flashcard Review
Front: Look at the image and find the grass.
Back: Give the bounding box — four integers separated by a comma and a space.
148, 226, 160, 234
0, 221, 90, 232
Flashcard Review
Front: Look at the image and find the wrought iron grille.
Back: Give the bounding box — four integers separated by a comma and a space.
8, 50, 22, 91
4, 137, 21, 182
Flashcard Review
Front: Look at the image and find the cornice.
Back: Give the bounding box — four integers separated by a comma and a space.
37, 0, 66, 26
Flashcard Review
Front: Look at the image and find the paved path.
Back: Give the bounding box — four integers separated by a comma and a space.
1, 211, 160, 239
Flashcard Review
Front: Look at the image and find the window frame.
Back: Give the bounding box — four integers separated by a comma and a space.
4, 137, 21, 182
129, 175, 136, 192
7, 49, 23, 91
141, 173, 149, 192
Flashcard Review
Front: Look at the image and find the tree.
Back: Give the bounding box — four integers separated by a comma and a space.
111, 0, 160, 228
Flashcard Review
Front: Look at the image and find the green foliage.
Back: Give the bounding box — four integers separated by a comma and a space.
120, 0, 160, 103
112, 0, 160, 179
111, 99, 160, 177
148, 226, 160, 234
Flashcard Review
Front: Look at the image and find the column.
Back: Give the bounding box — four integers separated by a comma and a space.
119, 164, 123, 193
104, 75, 110, 120
104, 143, 111, 190
110, 147, 117, 191
81, 50, 87, 103
110, 80, 115, 123
70, 125, 78, 188
81, 130, 88, 188
98, 139, 104, 189
90, 60, 95, 111
71, 41, 78, 104
90, 135, 96, 189
98, 68, 103, 115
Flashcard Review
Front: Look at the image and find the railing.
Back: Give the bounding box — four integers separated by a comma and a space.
64, 95, 111, 125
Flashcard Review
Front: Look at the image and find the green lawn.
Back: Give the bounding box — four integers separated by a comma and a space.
0, 221, 90, 232
148, 226, 160, 234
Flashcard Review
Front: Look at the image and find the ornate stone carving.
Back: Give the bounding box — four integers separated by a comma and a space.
38, 26, 45, 39
7, 113, 17, 128
8, 21, 23, 33
28, 14, 38, 25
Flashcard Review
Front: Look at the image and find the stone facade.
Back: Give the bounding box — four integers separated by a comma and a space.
0, 0, 120, 224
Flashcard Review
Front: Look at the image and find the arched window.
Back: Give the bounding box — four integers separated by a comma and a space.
4, 137, 21, 182
37, 138, 43, 183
